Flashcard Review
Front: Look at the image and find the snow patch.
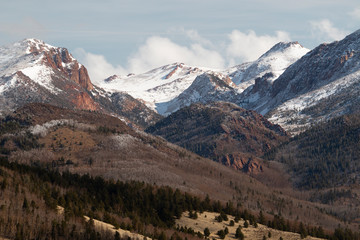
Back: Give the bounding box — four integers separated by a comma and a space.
0, 74, 18, 94
111, 134, 139, 148
21, 59, 61, 94
29, 119, 95, 137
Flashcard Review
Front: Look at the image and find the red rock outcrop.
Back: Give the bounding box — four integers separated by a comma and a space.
28, 40, 93, 91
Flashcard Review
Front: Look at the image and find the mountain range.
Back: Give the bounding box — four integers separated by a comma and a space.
2, 31, 360, 134
1, 29, 360, 237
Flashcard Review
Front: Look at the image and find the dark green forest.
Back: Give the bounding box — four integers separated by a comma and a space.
265, 114, 360, 189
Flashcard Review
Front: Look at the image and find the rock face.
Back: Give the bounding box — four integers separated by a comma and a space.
0, 39, 160, 129
146, 102, 288, 173
109, 92, 163, 128
27, 39, 93, 91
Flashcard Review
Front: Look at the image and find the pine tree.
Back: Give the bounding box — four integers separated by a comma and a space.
204, 227, 210, 237
235, 226, 244, 240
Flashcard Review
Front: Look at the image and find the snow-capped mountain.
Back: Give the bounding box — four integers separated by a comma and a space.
98, 63, 222, 112
0, 38, 97, 113
240, 29, 360, 133
98, 41, 308, 116
0, 39, 161, 128
225, 42, 309, 91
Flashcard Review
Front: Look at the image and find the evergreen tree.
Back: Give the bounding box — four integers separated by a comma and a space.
235, 226, 244, 240
204, 227, 210, 237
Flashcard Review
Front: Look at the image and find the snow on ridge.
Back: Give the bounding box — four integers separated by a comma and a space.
226, 41, 309, 90
29, 119, 95, 137
0, 74, 18, 94
98, 63, 218, 108
20, 57, 61, 94
24, 38, 56, 54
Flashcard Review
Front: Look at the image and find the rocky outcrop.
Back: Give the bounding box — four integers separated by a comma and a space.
0, 39, 161, 129
221, 153, 263, 174
71, 91, 98, 111
27, 39, 93, 91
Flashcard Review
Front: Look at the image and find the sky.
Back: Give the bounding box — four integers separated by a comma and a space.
1, 0, 359, 83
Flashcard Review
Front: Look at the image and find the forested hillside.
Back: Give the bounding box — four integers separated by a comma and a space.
265, 114, 360, 189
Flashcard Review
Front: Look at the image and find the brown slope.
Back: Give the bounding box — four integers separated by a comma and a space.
146, 102, 288, 173
0, 103, 357, 231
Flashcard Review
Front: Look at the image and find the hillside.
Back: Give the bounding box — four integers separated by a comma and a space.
265, 113, 360, 190
176, 211, 325, 240
147, 102, 288, 173
264, 113, 360, 224
0, 103, 357, 233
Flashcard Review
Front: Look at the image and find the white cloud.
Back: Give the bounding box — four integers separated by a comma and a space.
73, 48, 127, 85
184, 29, 214, 48
75, 29, 294, 83
226, 30, 291, 65
310, 19, 348, 42
127, 36, 225, 73
349, 8, 360, 19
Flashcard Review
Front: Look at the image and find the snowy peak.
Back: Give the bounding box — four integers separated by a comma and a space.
98, 62, 218, 110
25, 38, 56, 54
259, 41, 304, 58
0, 38, 93, 92
96, 41, 309, 116
227, 41, 309, 90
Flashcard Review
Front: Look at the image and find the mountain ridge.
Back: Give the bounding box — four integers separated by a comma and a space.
0, 38, 161, 129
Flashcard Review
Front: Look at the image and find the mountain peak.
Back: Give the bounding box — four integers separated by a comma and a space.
21, 38, 56, 54
260, 41, 307, 59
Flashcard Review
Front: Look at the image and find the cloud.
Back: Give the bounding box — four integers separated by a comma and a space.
73, 48, 127, 85
226, 30, 291, 65
127, 36, 225, 73
184, 29, 214, 48
310, 19, 348, 42
75, 29, 293, 83
349, 8, 360, 19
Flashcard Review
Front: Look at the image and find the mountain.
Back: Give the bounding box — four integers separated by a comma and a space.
98, 63, 218, 113
241, 29, 360, 133
158, 73, 241, 115
98, 42, 308, 116
0, 39, 161, 128
146, 102, 288, 173
225, 41, 309, 92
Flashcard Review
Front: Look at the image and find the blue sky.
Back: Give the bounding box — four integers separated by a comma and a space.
1, 0, 359, 82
